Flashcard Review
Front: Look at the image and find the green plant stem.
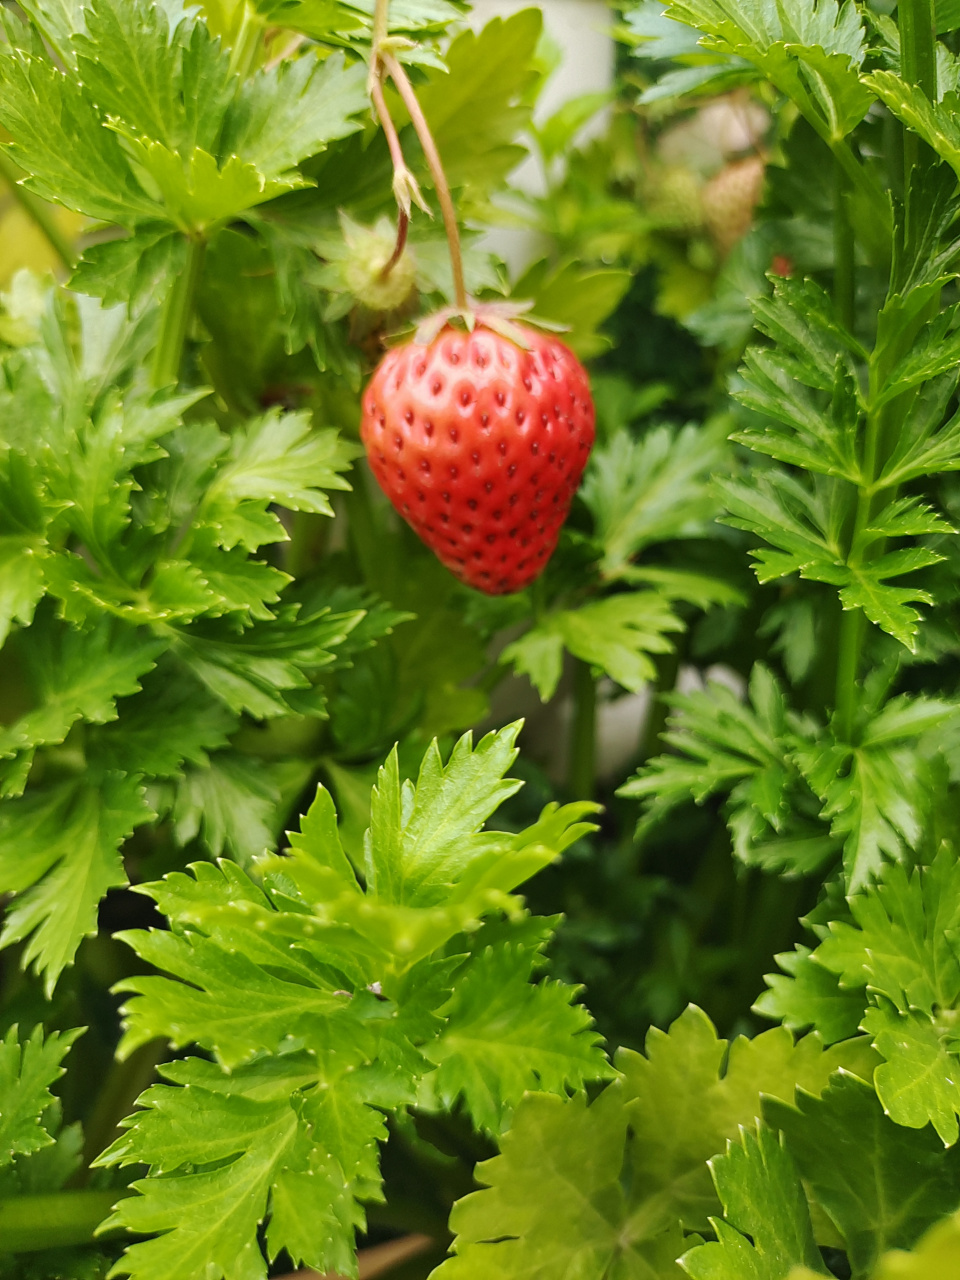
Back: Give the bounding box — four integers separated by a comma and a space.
531, 574, 546, 623
638, 649, 681, 765
229, 3, 263, 78
347, 465, 385, 592
834, 608, 863, 741
833, 158, 855, 333
901, 0, 938, 258
382, 52, 468, 311
832, 142, 860, 735
835, 0, 940, 738
151, 236, 205, 390
568, 658, 597, 800
0, 1190, 125, 1252
0, 151, 75, 272
370, 74, 413, 272
899, 0, 938, 95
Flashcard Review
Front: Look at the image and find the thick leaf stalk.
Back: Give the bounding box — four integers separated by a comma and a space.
150, 235, 205, 390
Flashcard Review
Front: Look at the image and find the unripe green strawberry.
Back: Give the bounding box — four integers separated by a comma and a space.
318, 214, 417, 313
360, 323, 595, 594
701, 156, 765, 255
648, 165, 703, 232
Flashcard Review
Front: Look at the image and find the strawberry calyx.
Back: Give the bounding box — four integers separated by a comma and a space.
412, 297, 569, 348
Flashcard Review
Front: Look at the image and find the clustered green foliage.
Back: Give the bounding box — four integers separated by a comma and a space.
438, 1, 960, 1277
0, 0, 730, 1275
0, 0, 731, 1011
4, 0, 960, 1277
95, 726, 609, 1278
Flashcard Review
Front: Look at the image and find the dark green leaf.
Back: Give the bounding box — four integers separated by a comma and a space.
681, 1124, 827, 1279
765, 1073, 960, 1272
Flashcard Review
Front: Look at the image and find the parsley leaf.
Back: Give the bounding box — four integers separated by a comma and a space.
102, 728, 607, 1280
438, 1004, 875, 1276
0, 1025, 81, 1168
765, 1072, 960, 1272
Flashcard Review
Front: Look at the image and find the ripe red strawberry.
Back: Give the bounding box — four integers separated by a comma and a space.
360, 323, 595, 594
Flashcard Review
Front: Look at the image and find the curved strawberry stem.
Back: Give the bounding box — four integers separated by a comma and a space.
379, 206, 409, 279
368, 0, 467, 311
381, 51, 467, 311
369, 72, 418, 276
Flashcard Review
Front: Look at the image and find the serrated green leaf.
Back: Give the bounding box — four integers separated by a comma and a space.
581, 422, 727, 578
734, 339, 864, 485
798, 711, 953, 893
17, 0, 86, 62
839, 549, 942, 652
862, 496, 957, 542
810, 847, 960, 1143
70, 226, 186, 313
99, 1061, 309, 1280
435, 1087, 691, 1280
404, 12, 542, 200
44, 553, 223, 627
171, 754, 280, 865
0, 1026, 81, 1170
754, 945, 865, 1044
501, 593, 685, 701
439, 1004, 874, 1277
866, 73, 960, 183
89, 667, 237, 777
751, 277, 866, 381
199, 410, 358, 551
73, 0, 229, 156
817, 848, 960, 1010
0, 44, 157, 223
116, 728, 599, 1063
0, 616, 163, 765
719, 462, 943, 649
0, 773, 153, 994
863, 1007, 960, 1148
423, 940, 609, 1134
116, 138, 307, 234
621, 664, 836, 877
796, 744, 922, 893
873, 307, 960, 410
181, 547, 290, 621
219, 52, 366, 179
717, 469, 844, 587
171, 604, 363, 718
664, 0, 872, 142
3, 0, 368, 233
0, 537, 48, 647
618, 1005, 875, 1233
365, 724, 523, 906
765, 1072, 960, 1272
0, 451, 57, 644
103, 728, 604, 1279
115, 914, 385, 1069
681, 1125, 827, 1279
